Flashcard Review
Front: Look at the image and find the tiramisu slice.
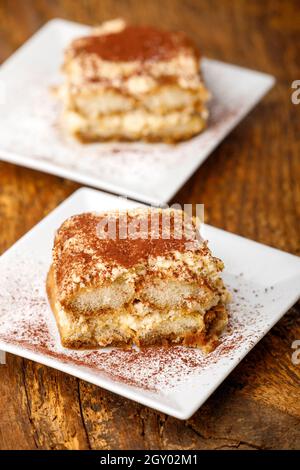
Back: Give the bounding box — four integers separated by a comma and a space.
58, 19, 210, 142
47, 208, 230, 351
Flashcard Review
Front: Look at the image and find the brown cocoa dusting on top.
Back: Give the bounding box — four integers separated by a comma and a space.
71, 25, 200, 62
52, 209, 211, 301
56, 211, 203, 270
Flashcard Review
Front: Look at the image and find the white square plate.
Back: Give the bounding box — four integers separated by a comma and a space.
0, 19, 274, 205
0, 187, 299, 419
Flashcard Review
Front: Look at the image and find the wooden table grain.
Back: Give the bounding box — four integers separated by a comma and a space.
0, 0, 299, 450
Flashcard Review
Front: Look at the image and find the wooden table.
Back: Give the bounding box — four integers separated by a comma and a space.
0, 0, 299, 450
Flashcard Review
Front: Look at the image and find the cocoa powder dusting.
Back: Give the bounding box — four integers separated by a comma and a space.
55, 210, 203, 270
0, 254, 276, 394
72, 25, 200, 62
52, 209, 209, 302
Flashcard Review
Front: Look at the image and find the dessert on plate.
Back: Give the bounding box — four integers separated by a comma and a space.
47, 208, 230, 352
58, 18, 210, 142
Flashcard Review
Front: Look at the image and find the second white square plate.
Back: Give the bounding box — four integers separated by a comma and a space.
0, 19, 274, 204
0, 188, 299, 419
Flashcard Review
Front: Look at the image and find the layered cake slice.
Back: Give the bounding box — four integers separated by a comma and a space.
47, 208, 230, 351
59, 19, 210, 142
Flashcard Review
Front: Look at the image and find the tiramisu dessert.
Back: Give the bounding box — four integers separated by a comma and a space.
46, 208, 230, 352
58, 19, 210, 142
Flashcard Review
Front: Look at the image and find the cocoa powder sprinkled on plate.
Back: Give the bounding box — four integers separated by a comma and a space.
0, 256, 275, 393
